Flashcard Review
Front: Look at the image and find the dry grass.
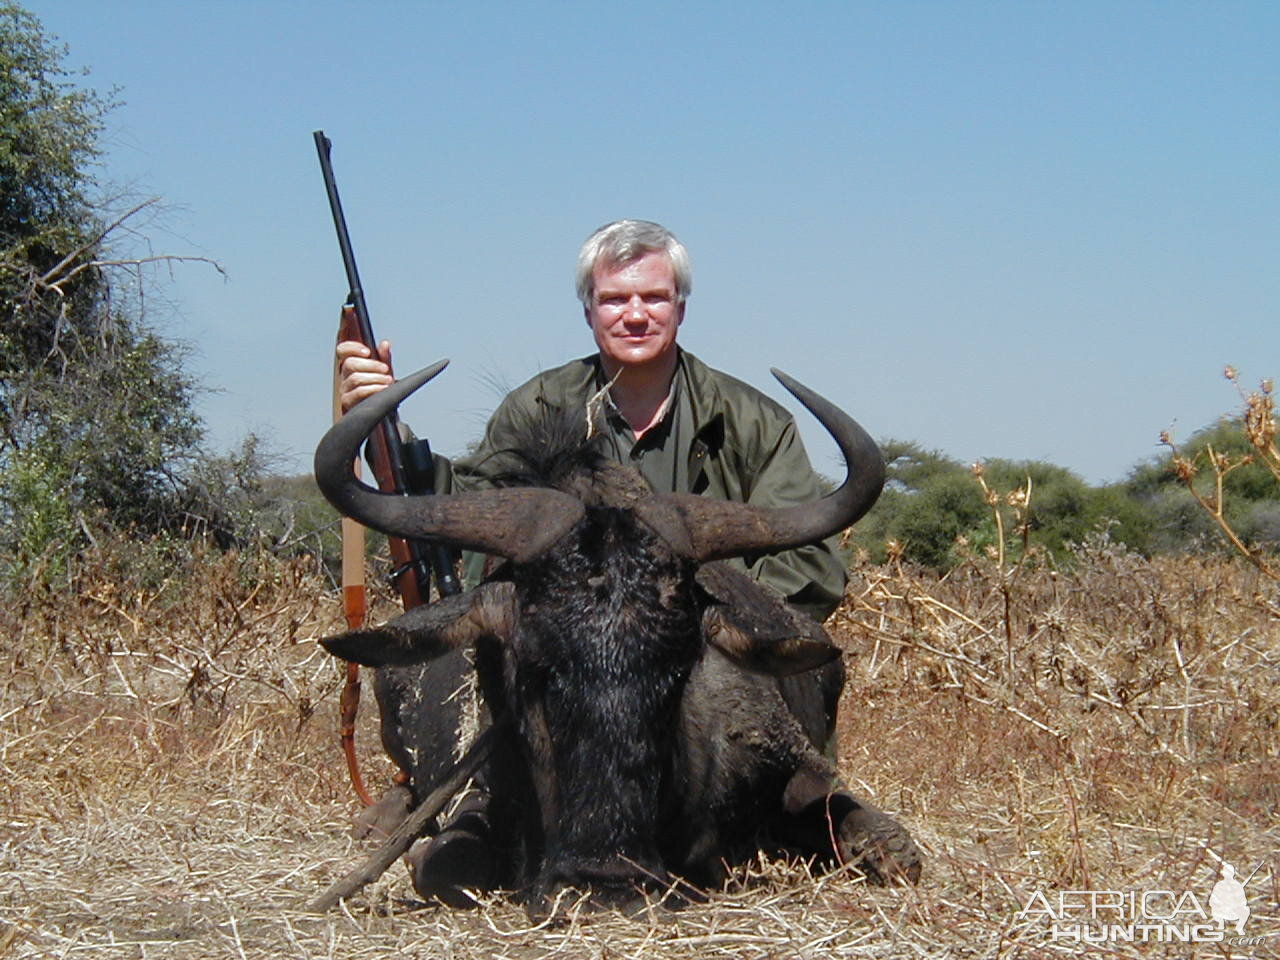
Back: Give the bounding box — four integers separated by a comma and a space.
1, 540, 1277, 959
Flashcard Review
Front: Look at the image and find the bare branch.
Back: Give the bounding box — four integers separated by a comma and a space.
49, 254, 226, 294
34, 198, 161, 289
1161, 421, 1280, 582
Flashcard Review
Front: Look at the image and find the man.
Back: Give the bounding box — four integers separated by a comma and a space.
336, 220, 851, 901
339, 219, 846, 617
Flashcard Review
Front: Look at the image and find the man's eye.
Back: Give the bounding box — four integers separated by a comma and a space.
644, 295, 670, 305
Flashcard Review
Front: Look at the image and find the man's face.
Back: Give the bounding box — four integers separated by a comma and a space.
586, 251, 684, 375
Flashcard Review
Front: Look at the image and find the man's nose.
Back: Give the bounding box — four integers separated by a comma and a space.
626, 295, 647, 321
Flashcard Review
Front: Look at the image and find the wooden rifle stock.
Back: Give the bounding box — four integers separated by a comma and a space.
335, 304, 436, 610
317, 130, 461, 803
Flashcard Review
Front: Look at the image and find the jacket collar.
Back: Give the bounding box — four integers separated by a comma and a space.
581, 347, 727, 458
675, 348, 726, 452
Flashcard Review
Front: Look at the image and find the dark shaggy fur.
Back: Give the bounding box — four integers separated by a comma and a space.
331, 406, 920, 905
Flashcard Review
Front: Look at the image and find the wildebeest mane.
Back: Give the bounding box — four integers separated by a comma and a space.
472, 403, 652, 507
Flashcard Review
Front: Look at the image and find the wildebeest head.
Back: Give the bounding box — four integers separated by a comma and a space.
314, 361, 884, 904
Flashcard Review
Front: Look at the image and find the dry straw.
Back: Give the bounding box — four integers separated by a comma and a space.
1162, 368, 1280, 582
2, 522, 1276, 957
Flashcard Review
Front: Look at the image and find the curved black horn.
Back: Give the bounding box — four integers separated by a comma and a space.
647, 369, 884, 562
314, 362, 584, 563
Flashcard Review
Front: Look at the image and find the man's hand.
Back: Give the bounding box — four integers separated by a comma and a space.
337, 339, 394, 414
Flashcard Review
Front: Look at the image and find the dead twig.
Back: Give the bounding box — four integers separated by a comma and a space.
308, 720, 501, 912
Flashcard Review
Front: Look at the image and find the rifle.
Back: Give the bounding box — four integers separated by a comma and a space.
314, 130, 461, 802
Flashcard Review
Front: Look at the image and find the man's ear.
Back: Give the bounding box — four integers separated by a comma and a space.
675, 302, 685, 326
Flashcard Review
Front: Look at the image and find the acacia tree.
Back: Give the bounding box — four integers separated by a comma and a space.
849, 439, 1163, 568
0, 3, 222, 581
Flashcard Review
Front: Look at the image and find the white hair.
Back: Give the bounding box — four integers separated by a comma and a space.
575, 220, 692, 308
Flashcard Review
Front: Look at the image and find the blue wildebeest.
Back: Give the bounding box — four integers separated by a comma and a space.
315, 362, 921, 909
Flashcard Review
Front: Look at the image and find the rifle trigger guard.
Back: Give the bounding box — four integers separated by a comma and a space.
389, 558, 432, 590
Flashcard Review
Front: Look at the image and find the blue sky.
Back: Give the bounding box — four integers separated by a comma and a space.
23, 1, 1278, 485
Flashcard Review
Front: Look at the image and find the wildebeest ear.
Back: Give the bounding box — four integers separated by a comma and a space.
694, 563, 841, 676
321, 581, 516, 667
702, 606, 840, 675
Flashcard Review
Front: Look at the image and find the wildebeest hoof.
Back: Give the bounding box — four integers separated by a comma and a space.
408, 828, 497, 908
351, 784, 413, 841
837, 807, 922, 885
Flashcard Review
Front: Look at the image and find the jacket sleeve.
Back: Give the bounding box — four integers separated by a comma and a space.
738, 418, 848, 623
431, 390, 538, 586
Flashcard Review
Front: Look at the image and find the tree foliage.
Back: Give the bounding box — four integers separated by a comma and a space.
848, 441, 987, 567
0, 3, 246, 584
851, 404, 1280, 571
0, 2, 110, 368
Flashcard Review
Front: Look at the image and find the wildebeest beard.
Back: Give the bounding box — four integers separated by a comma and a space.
498, 503, 702, 898
462, 410, 704, 897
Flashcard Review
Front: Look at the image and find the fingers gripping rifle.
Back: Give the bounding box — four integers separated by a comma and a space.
314, 131, 462, 803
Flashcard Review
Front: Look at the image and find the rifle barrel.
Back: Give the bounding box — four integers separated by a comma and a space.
314, 131, 371, 333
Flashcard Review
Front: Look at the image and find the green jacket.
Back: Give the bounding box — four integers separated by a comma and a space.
434, 350, 848, 621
